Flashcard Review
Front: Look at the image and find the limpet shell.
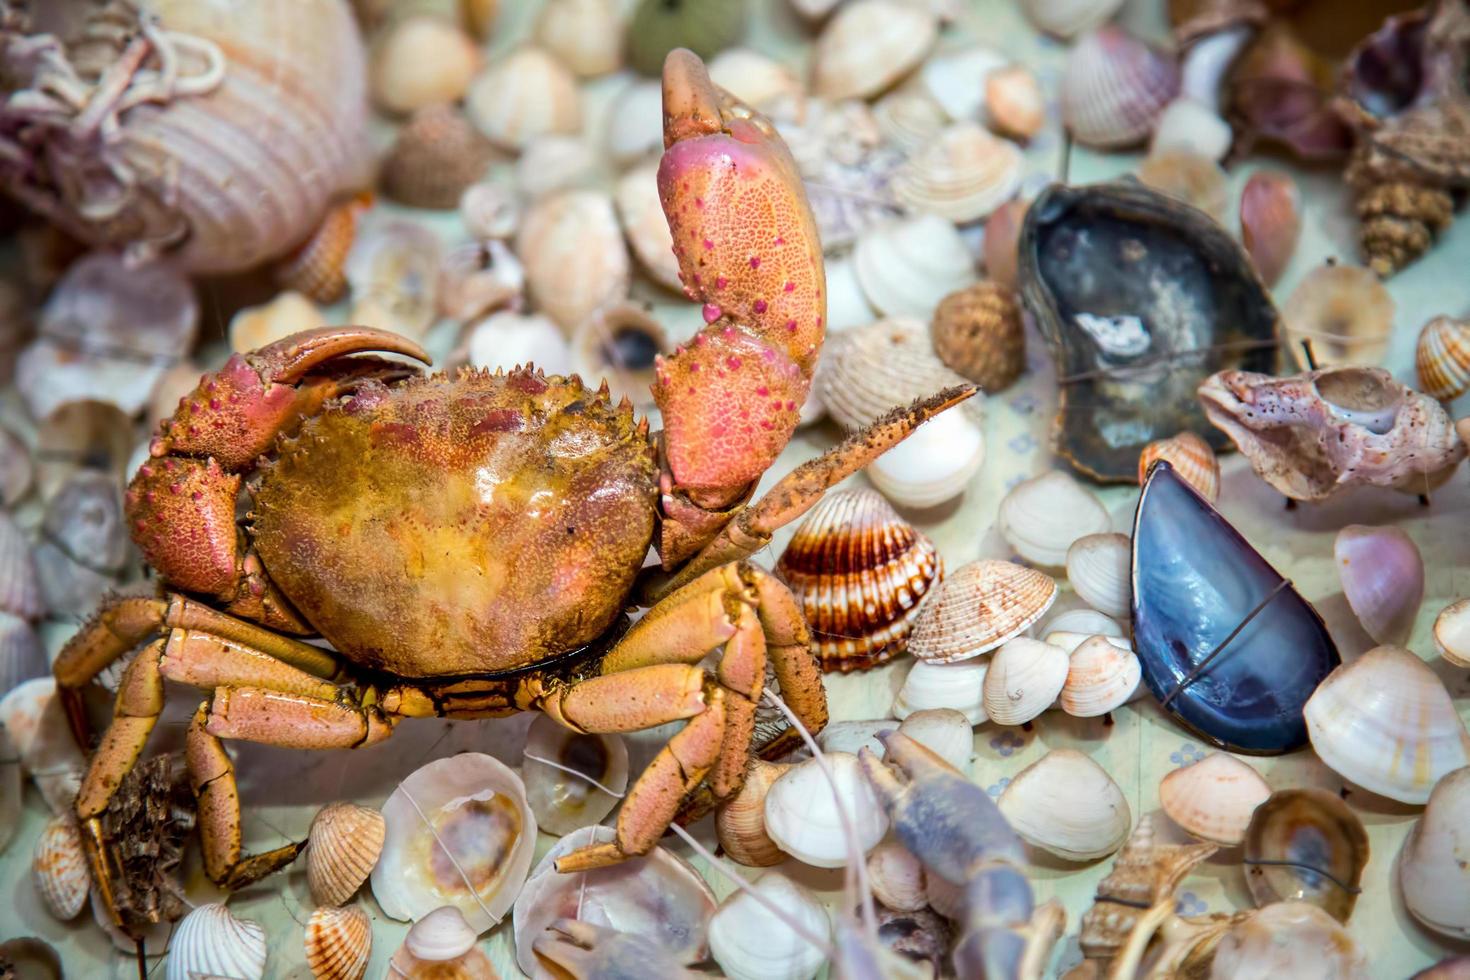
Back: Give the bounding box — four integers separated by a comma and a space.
998, 470, 1111, 567
1137, 431, 1219, 503
1416, 315, 1470, 402
908, 559, 1057, 664
32, 815, 88, 920
998, 748, 1132, 861
304, 904, 372, 980
1158, 752, 1270, 846
1243, 788, 1368, 922
516, 190, 631, 333
522, 713, 629, 836
811, 0, 937, 101
164, 903, 267, 980
308, 802, 386, 908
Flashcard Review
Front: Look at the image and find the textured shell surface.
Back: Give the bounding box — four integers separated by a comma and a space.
1399, 767, 1470, 940
0, 510, 42, 622
816, 317, 981, 432
764, 752, 890, 868
0, 613, 47, 695
277, 192, 370, 304
1334, 524, 1424, 646
1061, 26, 1180, 148
32, 815, 88, 920
775, 488, 943, 672
998, 747, 1132, 860
852, 215, 978, 320
1416, 315, 1470, 401
1243, 788, 1369, 922
308, 801, 386, 908
1137, 431, 1220, 503
908, 558, 1057, 663
982, 636, 1070, 725
811, 0, 937, 101
1065, 532, 1132, 619
381, 105, 497, 210
1434, 598, 1470, 668
874, 88, 950, 154
344, 220, 443, 342
998, 470, 1111, 567
164, 903, 268, 980
931, 280, 1026, 393
516, 190, 631, 333
1158, 752, 1271, 846
304, 904, 372, 980
892, 122, 1023, 223
1281, 263, 1395, 371
707, 872, 831, 980
466, 46, 581, 151
716, 758, 791, 867
893, 658, 989, 723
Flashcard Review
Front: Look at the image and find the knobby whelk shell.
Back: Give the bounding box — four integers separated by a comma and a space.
304, 904, 372, 980
164, 903, 268, 980
774, 487, 943, 672
998, 748, 1132, 861
1158, 752, 1270, 846
32, 815, 88, 921
307, 801, 386, 908
907, 559, 1057, 664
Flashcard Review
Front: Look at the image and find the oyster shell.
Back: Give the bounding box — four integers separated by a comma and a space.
1018, 181, 1281, 482
1199, 366, 1467, 501
1243, 788, 1368, 923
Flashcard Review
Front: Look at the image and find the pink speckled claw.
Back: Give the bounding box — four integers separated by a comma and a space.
655, 49, 826, 521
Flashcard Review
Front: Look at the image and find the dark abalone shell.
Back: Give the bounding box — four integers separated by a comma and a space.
1130, 461, 1340, 753
1018, 181, 1282, 482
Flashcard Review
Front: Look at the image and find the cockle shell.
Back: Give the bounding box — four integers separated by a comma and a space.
369, 15, 480, 115
1416, 315, 1470, 401
570, 302, 667, 408
460, 182, 522, 242
1158, 752, 1270, 846
892, 122, 1023, 224
774, 487, 943, 672
165, 903, 267, 980
516, 190, 631, 333
998, 748, 1132, 860
0, 511, 42, 623
439, 241, 525, 325
982, 197, 1028, 290
532, 0, 623, 77
909, 559, 1056, 664
308, 802, 387, 908
811, 1, 937, 101
465, 312, 573, 376
372, 753, 538, 934
982, 637, 1070, 726
614, 162, 683, 292
1059, 634, 1141, 718
277, 192, 372, 304
998, 470, 1111, 567
522, 713, 629, 836
305, 904, 372, 980
1136, 150, 1228, 224
1148, 97, 1233, 161
1065, 532, 1131, 619
873, 88, 950, 154
716, 759, 793, 868
986, 66, 1046, 141
1199, 367, 1468, 501
893, 658, 989, 724
931, 281, 1025, 393
345, 220, 443, 342
1137, 431, 1219, 503
1282, 263, 1395, 371
1335, 525, 1423, 646
1239, 170, 1302, 287
708, 48, 806, 123
381, 105, 497, 210
816, 317, 980, 431
1434, 598, 1470, 668
1304, 646, 1470, 804
0, 425, 32, 508
867, 841, 928, 912
32, 815, 88, 920
1400, 766, 1470, 940
1061, 26, 1181, 149
229, 291, 327, 354
515, 136, 599, 201
853, 216, 977, 318
708, 873, 831, 980
466, 46, 581, 151
1243, 789, 1369, 922
765, 752, 890, 868
1211, 902, 1370, 979
1023, 0, 1126, 39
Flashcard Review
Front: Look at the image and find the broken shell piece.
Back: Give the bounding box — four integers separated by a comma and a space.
1243, 789, 1369, 923
1135, 150, 1228, 224
346, 221, 443, 342
460, 182, 522, 242
1158, 752, 1270, 846
230, 291, 327, 354
931, 281, 1026, 393
867, 409, 985, 509
1434, 599, 1470, 668
1239, 170, 1302, 287
811, 0, 937, 101
381, 105, 497, 210
1304, 645, 1470, 805
0, 679, 86, 814
853, 216, 977, 319
1416, 315, 1470, 402
372, 753, 537, 934
1211, 901, 1370, 979
1281, 263, 1394, 371
892, 122, 1023, 224
774, 487, 943, 672
305, 904, 372, 980
1065, 532, 1131, 619
32, 815, 88, 920
1399, 766, 1470, 940
164, 903, 267, 980
716, 759, 792, 868
894, 709, 973, 772
708, 872, 830, 980
522, 714, 629, 836
986, 66, 1045, 141
1059, 635, 1141, 718
1061, 26, 1180, 149
893, 659, 988, 724
998, 471, 1111, 567
867, 841, 928, 912
1334, 525, 1423, 646
308, 802, 387, 908
998, 748, 1132, 860
466, 46, 581, 151
908, 559, 1057, 664
1138, 431, 1220, 503
466, 312, 573, 376
570, 303, 666, 408
982, 637, 1069, 726
765, 752, 890, 868
517, 190, 631, 334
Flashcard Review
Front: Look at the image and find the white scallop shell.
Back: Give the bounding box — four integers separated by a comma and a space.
1061, 26, 1180, 149
304, 904, 372, 980
811, 1, 937, 101
998, 471, 1111, 567
1059, 635, 1141, 718
467, 46, 581, 151
605, 79, 665, 168
1065, 532, 1132, 619
894, 658, 989, 724
1158, 752, 1270, 846
982, 637, 1070, 726
998, 748, 1131, 861
853, 215, 977, 318
465, 312, 573, 376
32, 815, 88, 920
764, 753, 891, 869
522, 713, 629, 836
892, 122, 1023, 223
1399, 766, 1470, 940
164, 903, 267, 980
708, 873, 831, 980
516, 190, 631, 333
615, 163, 683, 292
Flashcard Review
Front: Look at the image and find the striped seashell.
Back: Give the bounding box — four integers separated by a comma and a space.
852, 216, 977, 319
0, 611, 48, 695
381, 105, 498, 210
1416, 315, 1470, 402
1061, 26, 1180, 149
32, 815, 88, 920
873, 87, 949, 154
516, 190, 631, 333
892, 122, 1023, 224
775, 488, 944, 672
276, 192, 372, 304
908, 559, 1058, 664
305, 905, 372, 980
307, 802, 386, 908
0, 511, 41, 622
1137, 431, 1220, 503
1058, 634, 1141, 718
811, 0, 937, 101
466, 46, 581, 152
1239, 170, 1302, 287
165, 903, 268, 980
815, 317, 983, 432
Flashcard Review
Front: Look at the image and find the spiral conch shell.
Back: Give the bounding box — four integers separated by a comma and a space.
0, 0, 370, 274
307, 802, 386, 908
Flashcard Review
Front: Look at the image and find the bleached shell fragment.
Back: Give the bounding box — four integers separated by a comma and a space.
1434, 598, 1470, 669
605, 80, 665, 167
1334, 524, 1423, 646
895, 708, 973, 771
465, 312, 573, 376
708, 48, 806, 122
1061, 26, 1180, 149
868, 409, 985, 509
853, 215, 977, 318
893, 658, 989, 724
164, 903, 267, 980
1059, 635, 1141, 718
522, 713, 629, 836
1158, 752, 1270, 846
32, 815, 88, 920
1022, 0, 1126, 39
982, 637, 1070, 726
615, 162, 684, 292
304, 904, 372, 980
892, 122, 1023, 223
918, 46, 1006, 122
708, 872, 831, 980
816, 317, 981, 431
811, 0, 937, 101
909, 559, 1057, 663
867, 841, 928, 912
1065, 533, 1132, 619
765, 753, 890, 869
998, 748, 1132, 860
307, 802, 386, 908
998, 470, 1111, 567
516, 190, 631, 333
1137, 432, 1220, 503
1399, 767, 1470, 940
466, 46, 581, 151
716, 759, 792, 868
1416, 315, 1470, 402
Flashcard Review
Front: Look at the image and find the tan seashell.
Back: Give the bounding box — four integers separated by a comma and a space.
815, 317, 981, 431
931, 281, 1025, 392
516, 190, 631, 333
764, 753, 890, 869
370, 15, 481, 115
515, 136, 598, 201
1243, 788, 1368, 922
893, 122, 1023, 223
230, 291, 328, 355
1062, 26, 1180, 149
407, 905, 478, 961
165, 903, 268, 980
873, 87, 950, 154
1281, 263, 1394, 371
461, 0, 500, 40
32, 815, 88, 920
1239, 170, 1301, 287
982, 197, 1028, 290
716, 759, 792, 868
998, 470, 1111, 567
459, 182, 522, 243
1399, 766, 1470, 940
615, 162, 683, 292
893, 658, 988, 723
1137, 432, 1220, 503
467, 46, 581, 151
277, 193, 373, 304
438, 241, 524, 324
982, 636, 1070, 726
533, 0, 623, 77
867, 841, 928, 912
305, 904, 372, 980
999, 748, 1132, 861
1434, 598, 1470, 669
1136, 150, 1228, 224
854, 216, 978, 319
894, 708, 973, 771
1148, 97, 1233, 161
774, 487, 944, 672
307, 802, 386, 908
1065, 532, 1131, 619
381, 105, 498, 210
812, 1, 937, 101
570, 302, 667, 408
346, 220, 444, 341
1059, 634, 1141, 718
985, 66, 1045, 141
708, 48, 806, 123
1158, 752, 1270, 846
1023, 0, 1126, 39
605, 80, 665, 168
1416, 315, 1470, 401
908, 559, 1057, 664
0, 511, 43, 622
918, 45, 1007, 122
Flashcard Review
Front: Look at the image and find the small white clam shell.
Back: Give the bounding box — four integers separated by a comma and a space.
1399, 766, 1470, 940
1065, 532, 1132, 619
894, 658, 989, 724
1158, 752, 1271, 846
615, 162, 683, 293
811, 0, 937, 101
522, 713, 629, 836
866, 841, 928, 913
0, 678, 86, 814
605, 79, 665, 168
998, 470, 1111, 567
919, 46, 1007, 122
1038, 606, 1124, 639
895, 708, 973, 771
1433, 598, 1470, 668
1059, 635, 1141, 718
1042, 631, 1132, 657
1148, 97, 1233, 161
467, 46, 581, 151
998, 748, 1132, 860
853, 215, 977, 319
764, 753, 891, 868
32, 815, 88, 920
466, 312, 574, 376
891, 122, 1023, 223
407, 905, 478, 961
517, 190, 631, 333
532, 0, 623, 78
708, 872, 831, 980
307, 801, 385, 908
867, 409, 985, 509
304, 904, 371, 980
982, 637, 1070, 726
165, 903, 267, 980
1334, 524, 1423, 646
985, 65, 1046, 141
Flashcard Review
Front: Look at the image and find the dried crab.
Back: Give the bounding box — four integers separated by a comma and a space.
55, 51, 972, 921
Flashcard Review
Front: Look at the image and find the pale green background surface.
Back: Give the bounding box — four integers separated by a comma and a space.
3, 0, 1470, 976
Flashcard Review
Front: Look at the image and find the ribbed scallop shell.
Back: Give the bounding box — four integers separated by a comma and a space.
305, 904, 371, 980
931, 281, 1025, 392
1061, 26, 1180, 149
716, 759, 791, 867
277, 192, 371, 304
516, 190, 631, 333
1137, 431, 1219, 503
908, 559, 1057, 664
775, 488, 943, 672
32, 815, 88, 920
0, 612, 48, 694
381, 105, 498, 210
307, 802, 386, 908
165, 903, 267, 980
0, 511, 42, 622
811, 0, 937, 101
1416, 315, 1470, 401
466, 46, 581, 151
815, 317, 982, 432
892, 122, 1023, 223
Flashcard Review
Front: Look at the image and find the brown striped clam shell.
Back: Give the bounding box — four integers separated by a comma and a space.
305, 904, 372, 980
1416, 315, 1470, 402
307, 801, 385, 908
907, 559, 1057, 664
775, 488, 943, 672
1137, 431, 1220, 503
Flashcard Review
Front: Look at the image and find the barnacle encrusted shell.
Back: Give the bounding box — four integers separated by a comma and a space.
931, 282, 1025, 393
304, 904, 372, 980
907, 559, 1056, 664
308, 802, 386, 908
32, 815, 88, 920
1243, 788, 1369, 922
774, 488, 943, 672
1198, 366, 1468, 501
380, 105, 498, 210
